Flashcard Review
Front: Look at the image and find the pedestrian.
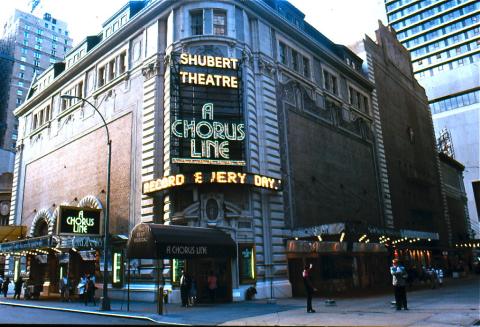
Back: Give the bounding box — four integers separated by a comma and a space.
13, 276, 24, 299
390, 259, 408, 310
59, 276, 66, 302
207, 270, 217, 303
0, 275, 3, 287
189, 277, 197, 306
2, 277, 11, 297
84, 276, 96, 306
435, 267, 444, 286
179, 270, 190, 307
78, 274, 87, 302
302, 263, 317, 313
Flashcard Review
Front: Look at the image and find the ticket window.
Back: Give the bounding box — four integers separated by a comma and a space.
238, 244, 256, 284
112, 251, 123, 288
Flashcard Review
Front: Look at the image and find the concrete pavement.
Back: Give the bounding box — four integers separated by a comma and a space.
0, 276, 478, 326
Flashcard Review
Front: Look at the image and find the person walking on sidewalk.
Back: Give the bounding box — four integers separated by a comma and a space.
303, 263, 317, 313
2, 277, 11, 298
84, 276, 96, 306
207, 271, 217, 303
180, 270, 190, 307
391, 259, 408, 310
13, 276, 24, 299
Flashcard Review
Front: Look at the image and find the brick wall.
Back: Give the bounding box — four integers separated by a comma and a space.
21, 113, 132, 235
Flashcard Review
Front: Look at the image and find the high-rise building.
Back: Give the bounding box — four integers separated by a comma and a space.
385, 0, 480, 236
0, 9, 73, 152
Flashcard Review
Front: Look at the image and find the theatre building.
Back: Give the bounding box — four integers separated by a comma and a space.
3, 0, 452, 303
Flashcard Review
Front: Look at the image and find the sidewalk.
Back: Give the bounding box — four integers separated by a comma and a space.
0, 276, 478, 326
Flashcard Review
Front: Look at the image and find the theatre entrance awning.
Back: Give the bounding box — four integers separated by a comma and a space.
127, 223, 237, 259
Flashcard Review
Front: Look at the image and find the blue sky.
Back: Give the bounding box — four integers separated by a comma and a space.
0, 0, 387, 46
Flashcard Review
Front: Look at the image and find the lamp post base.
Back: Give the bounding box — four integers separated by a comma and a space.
100, 296, 111, 311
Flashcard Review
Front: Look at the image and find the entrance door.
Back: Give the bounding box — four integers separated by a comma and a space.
188, 258, 232, 303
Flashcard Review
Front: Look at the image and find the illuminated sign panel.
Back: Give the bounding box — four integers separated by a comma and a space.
171, 52, 244, 166
143, 171, 282, 194
57, 206, 101, 236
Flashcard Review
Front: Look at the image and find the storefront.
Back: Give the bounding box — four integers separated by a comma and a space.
127, 223, 237, 304
0, 205, 105, 298
286, 240, 390, 296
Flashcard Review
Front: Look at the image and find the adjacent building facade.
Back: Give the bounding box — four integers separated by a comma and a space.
385, 0, 480, 236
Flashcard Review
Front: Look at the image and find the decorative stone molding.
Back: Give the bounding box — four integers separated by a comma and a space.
78, 195, 103, 209
141, 58, 163, 80
258, 56, 276, 76
29, 208, 52, 237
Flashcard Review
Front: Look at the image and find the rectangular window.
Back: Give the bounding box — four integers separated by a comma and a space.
279, 42, 287, 65
18, 72, 24, 78
34, 59, 40, 66
16, 90, 23, 96
238, 244, 256, 283
34, 52, 41, 58
20, 65, 25, 71
324, 70, 338, 95
23, 40, 28, 46
18, 81, 24, 87
21, 47, 27, 54
191, 10, 203, 35
213, 10, 227, 35
98, 66, 105, 87
303, 56, 310, 77
51, 49, 56, 56
21, 56, 26, 62
291, 49, 299, 71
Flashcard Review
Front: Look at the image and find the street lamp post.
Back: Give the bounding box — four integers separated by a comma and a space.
60, 95, 111, 311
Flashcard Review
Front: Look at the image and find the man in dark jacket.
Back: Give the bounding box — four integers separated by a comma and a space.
179, 270, 191, 307
13, 276, 24, 299
391, 259, 408, 310
302, 263, 317, 313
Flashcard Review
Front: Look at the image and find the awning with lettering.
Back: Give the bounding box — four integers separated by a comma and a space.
127, 223, 237, 259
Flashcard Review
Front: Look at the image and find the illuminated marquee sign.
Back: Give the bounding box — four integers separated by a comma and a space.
143, 171, 282, 194
171, 52, 244, 166
57, 206, 101, 236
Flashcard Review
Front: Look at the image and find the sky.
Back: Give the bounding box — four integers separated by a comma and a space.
0, 0, 388, 46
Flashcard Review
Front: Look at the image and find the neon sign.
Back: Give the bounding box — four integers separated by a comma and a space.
172, 103, 245, 163
143, 171, 282, 194
171, 52, 244, 166
57, 206, 101, 236
179, 53, 239, 88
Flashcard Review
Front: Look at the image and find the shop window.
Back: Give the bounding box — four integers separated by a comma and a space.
213, 10, 227, 35
191, 10, 203, 36
172, 259, 185, 285
238, 244, 256, 284
112, 251, 123, 288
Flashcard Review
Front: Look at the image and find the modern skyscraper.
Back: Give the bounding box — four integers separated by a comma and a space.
0, 9, 73, 152
385, 0, 480, 236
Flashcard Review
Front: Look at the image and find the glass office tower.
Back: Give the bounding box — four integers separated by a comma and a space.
385, 0, 480, 237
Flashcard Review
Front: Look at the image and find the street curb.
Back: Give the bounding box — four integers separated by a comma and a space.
0, 301, 189, 325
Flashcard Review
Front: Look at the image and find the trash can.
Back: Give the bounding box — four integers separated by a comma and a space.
157, 286, 164, 315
